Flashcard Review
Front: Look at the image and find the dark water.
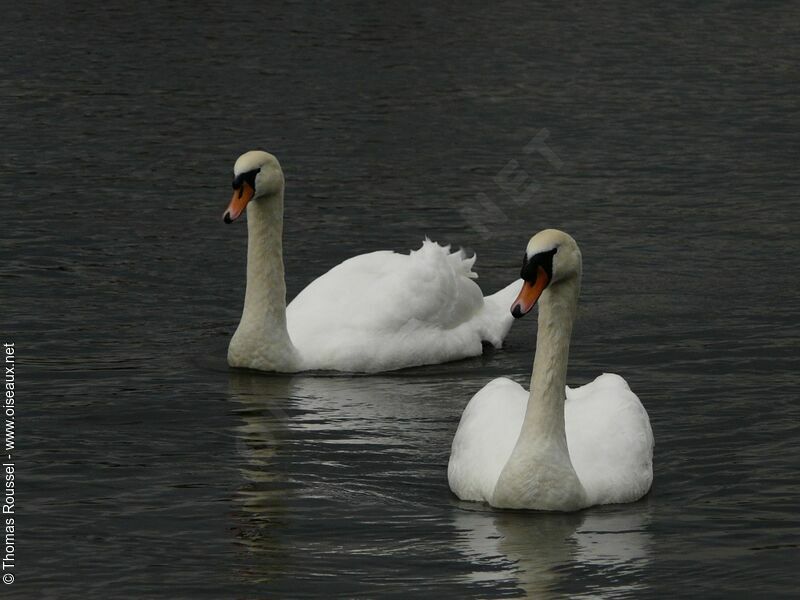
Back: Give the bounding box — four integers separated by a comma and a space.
3, 1, 799, 597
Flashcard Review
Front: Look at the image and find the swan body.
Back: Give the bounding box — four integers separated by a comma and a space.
448, 374, 653, 509
448, 229, 653, 511
223, 150, 522, 373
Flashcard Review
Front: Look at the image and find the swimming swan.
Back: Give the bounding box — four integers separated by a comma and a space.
221, 150, 522, 373
448, 229, 653, 510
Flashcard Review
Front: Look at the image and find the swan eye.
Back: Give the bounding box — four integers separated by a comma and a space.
520, 248, 557, 282
232, 168, 261, 190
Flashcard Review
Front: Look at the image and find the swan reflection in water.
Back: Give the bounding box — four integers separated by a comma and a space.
225, 370, 442, 585
452, 502, 652, 598
226, 369, 652, 596
226, 371, 294, 584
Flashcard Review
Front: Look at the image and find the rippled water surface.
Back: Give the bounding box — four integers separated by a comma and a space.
3, 1, 800, 597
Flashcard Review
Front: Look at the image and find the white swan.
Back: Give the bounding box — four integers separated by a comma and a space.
222, 150, 522, 373
448, 229, 653, 511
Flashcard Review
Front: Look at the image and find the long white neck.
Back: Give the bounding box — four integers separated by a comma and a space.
491, 276, 587, 510
522, 278, 578, 442
228, 191, 300, 372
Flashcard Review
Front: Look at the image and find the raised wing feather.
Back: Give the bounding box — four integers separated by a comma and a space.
286, 241, 492, 372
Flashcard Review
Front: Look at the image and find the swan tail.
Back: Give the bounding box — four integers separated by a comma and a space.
416, 238, 478, 279
480, 279, 524, 347
446, 246, 478, 280
449, 248, 478, 279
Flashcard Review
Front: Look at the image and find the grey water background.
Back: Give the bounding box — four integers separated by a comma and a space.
2, 0, 799, 597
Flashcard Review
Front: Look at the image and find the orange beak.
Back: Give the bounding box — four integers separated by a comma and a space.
511, 266, 550, 318
223, 182, 255, 223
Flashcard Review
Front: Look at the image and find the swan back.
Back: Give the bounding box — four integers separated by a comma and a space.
447, 378, 527, 502
285, 240, 512, 372
566, 374, 654, 505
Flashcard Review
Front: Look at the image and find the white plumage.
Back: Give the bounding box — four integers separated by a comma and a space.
448, 229, 654, 511
448, 374, 654, 507
287, 240, 521, 372
222, 150, 521, 373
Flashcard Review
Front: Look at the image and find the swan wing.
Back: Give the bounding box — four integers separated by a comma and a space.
565, 373, 654, 505
448, 378, 528, 502
286, 240, 508, 372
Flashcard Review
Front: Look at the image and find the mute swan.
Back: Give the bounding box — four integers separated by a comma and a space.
448, 229, 653, 511
221, 150, 522, 373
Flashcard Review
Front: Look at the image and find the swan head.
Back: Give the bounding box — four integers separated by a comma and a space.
222, 150, 285, 223
511, 229, 581, 318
